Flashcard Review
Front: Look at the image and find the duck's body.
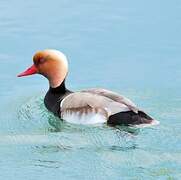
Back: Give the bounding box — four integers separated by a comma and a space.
18, 49, 159, 127
44, 78, 156, 126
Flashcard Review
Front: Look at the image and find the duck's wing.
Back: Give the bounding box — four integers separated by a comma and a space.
82, 88, 139, 113
60, 91, 131, 124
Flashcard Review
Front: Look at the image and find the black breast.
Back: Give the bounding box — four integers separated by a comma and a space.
44, 80, 72, 117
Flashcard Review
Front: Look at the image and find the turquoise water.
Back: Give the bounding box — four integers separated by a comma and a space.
0, 0, 181, 179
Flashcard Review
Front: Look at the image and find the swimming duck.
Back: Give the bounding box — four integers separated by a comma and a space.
18, 49, 158, 126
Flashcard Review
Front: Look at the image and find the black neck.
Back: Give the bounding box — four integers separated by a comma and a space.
49, 80, 67, 94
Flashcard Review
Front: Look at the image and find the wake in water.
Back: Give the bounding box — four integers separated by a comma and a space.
4, 95, 142, 152
4, 93, 159, 154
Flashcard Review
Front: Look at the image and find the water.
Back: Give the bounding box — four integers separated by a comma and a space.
0, 0, 181, 179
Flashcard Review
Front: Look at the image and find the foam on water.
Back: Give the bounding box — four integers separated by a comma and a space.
133, 120, 160, 128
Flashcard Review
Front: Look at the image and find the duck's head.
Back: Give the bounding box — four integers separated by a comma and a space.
17, 49, 68, 88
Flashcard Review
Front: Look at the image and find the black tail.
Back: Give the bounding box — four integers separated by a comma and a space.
107, 111, 154, 126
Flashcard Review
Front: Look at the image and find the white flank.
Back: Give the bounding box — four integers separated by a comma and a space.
61, 112, 107, 125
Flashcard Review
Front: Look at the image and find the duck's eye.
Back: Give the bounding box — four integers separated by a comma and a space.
39, 58, 46, 64
34, 58, 45, 66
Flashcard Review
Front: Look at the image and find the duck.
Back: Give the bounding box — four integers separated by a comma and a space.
17, 49, 159, 127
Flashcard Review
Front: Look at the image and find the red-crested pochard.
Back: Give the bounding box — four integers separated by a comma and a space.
18, 49, 159, 127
